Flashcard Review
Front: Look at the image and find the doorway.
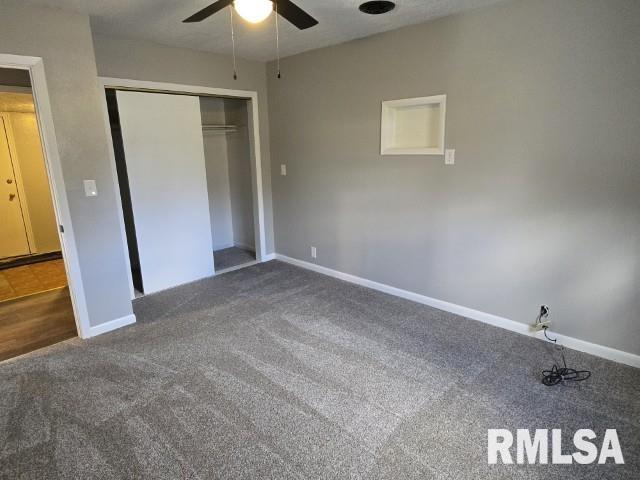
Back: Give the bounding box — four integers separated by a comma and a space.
0, 67, 76, 361
201, 96, 258, 272
100, 78, 267, 298
0, 112, 32, 259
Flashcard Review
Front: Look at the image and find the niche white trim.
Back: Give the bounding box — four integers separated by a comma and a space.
381, 95, 446, 155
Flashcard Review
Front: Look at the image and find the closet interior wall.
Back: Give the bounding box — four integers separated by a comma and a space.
200, 97, 255, 254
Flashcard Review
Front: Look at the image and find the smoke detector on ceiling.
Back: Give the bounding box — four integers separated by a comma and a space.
359, 1, 396, 15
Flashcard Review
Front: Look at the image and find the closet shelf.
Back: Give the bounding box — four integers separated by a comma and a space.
202, 124, 238, 133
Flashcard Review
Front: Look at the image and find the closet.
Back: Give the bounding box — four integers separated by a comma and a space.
107, 90, 257, 296
200, 97, 256, 271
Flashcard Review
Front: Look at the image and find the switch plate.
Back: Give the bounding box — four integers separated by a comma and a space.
310, 246, 317, 259
280, 164, 287, 176
83, 179, 98, 197
445, 149, 455, 165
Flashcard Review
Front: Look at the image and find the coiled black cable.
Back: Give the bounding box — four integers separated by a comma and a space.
540, 325, 591, 386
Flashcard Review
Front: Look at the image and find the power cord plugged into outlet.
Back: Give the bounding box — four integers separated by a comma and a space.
532, 304, 551, 332
532, 304, 558, 343
533, 305, 592, 386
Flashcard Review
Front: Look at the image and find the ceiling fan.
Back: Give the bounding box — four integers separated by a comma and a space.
183, 0, 318, 30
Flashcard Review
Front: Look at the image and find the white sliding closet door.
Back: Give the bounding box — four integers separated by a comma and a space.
117, 91, 213, 294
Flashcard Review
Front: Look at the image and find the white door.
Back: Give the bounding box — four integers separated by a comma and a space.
116, 91, 214, 294
0, 116, 30, 259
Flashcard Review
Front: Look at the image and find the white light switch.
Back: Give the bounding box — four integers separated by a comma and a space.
83, 179, 98, 197
310, 246, 317, 259
445, 149, 455, 165
280, 164, 287, 176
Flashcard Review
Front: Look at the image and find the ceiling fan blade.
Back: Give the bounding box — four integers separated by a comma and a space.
274, 0, 318, 30
183, 0, 233, 23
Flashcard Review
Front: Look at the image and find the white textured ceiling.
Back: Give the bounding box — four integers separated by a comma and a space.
23, 0, 505, 61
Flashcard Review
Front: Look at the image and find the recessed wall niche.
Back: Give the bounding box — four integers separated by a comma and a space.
380, 95, 446, 155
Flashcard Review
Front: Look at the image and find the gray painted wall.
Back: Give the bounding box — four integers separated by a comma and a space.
0, 67, 31, 87
0, 1, 133, 328
268, 0, 640, 355
92, 35, 274, 254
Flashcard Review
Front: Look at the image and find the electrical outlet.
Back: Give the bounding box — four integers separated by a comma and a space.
531, 304, 551, 332
445, 149, 455, 165
310, 246, 317, 259
280, 164, 287, 176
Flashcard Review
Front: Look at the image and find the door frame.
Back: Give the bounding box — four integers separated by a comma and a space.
0, 54, 90, 338
0, 112, 36, 255
98, 77, 268, 300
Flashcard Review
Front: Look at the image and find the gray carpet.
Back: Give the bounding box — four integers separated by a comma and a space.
214, 247, 256, 271
1, 260, 638, 479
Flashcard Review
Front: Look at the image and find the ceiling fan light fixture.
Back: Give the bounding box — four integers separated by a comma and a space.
234, 0, 273, 23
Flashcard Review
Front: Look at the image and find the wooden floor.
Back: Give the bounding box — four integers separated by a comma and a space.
0, 259, 67, 302
0, 285, 76, 362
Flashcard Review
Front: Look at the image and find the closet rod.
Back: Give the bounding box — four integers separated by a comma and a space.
201, 124, 237, 129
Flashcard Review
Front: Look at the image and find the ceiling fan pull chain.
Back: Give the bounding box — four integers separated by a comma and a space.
229, 6, 238, 80
275, 2, 281, 78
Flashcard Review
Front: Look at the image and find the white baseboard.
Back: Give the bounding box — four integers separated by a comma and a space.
262, 253, 276, 261
274, 254, 640, 368
214, 242, 235, 251
87, 314, 136, 338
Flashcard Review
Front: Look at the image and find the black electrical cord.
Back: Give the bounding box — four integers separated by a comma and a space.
540, 324, 591, 386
